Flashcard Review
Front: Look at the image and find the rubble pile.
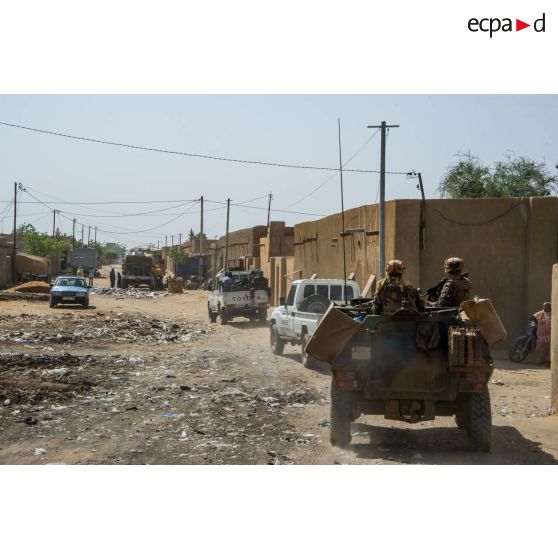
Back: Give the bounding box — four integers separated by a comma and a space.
90, 287, 169, 299
0, 313, 207, 345
167, 277, 184, 294
5, 281, 51, 294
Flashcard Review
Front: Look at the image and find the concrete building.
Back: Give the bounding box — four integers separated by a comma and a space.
294, 197, 558, 346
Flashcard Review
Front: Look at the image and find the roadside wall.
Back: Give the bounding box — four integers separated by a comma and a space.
551, 264, 558, 414
294, 197, 557, 346
0, 245, 10, 287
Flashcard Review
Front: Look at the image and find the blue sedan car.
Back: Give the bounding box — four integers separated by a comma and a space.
49, 276, 90, 308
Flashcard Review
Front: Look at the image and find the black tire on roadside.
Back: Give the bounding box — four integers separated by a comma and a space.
330, 378, 352, 447
208, 304, 217, 323
301, 333, 317, 369
270, 324, 285, 355
49, 299, 57, 308
220, 308, 229, 325
467, 388, 492, 453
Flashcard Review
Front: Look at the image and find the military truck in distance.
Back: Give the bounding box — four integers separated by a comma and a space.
306, 306, 494, 452
70, 247, 98, 273
121, 252, 156, 290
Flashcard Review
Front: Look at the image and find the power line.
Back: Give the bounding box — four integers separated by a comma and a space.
204, 199, 325, 217
286, 128, 382, 208
0, 120, 411, 175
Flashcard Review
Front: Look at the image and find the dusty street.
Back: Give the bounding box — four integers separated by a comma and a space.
1, 268, 556, 465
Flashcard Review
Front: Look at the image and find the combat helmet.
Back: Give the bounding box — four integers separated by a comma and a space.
444, 257, 464, 274
386, 259, 406, 276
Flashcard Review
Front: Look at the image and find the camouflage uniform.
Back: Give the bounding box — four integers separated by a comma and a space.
437, 275, 472, 307
372, 276, 425, 315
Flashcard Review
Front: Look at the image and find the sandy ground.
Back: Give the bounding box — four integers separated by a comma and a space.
0, 266, 556, 465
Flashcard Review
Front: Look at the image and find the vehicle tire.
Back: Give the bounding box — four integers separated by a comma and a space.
454, 408, 467, 429
298, 294, 331, 314
220, 308, 229, 325
82, 300, 89, 309
301, 333, 317, 369
508, 337, 531, 363
49, 299, 57, 308
258, 308, 267, 324
467, 388, 492, 452
208, 304, 217, 323
270, 324, 285, 355
330, 378, 352, 447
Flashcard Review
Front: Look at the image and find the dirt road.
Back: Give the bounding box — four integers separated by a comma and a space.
1, 270, 556, 465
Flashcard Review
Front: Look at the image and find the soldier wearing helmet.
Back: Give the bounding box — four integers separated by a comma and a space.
372, 259, 425, 315
436, 257, 472, 307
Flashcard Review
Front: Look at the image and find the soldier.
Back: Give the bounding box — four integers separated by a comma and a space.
436, 257, 472, 307
372, 260, 424, 315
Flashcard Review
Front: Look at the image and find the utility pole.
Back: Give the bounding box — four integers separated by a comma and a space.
224, 198, 231, 272
179, 233, 182, 246
199, 195, 204, 254
72, 218, 76, 249
171, 234, 174, 248
81, 224, 84, 244
52, 209, 57, 238
157, 240, 160, 249
88, 225, 91, 246
11, 182, 17, 285
267, 192, 272, 229
417, 172, 426, 250
94, 226, 97, 244
367, 120, 399, 277
165, 235, 168, 247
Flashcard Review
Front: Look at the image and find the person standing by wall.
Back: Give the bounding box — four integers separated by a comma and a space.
109, 267, 116, 288
117, 272, 122, 288
88, 268, 94, 287
534, 302, 551, 366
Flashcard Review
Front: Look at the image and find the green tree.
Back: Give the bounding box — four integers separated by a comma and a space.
438, 153, 557, 198
17, 223, 71, 257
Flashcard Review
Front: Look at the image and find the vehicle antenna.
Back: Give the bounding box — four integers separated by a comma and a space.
338, 118, 348, 304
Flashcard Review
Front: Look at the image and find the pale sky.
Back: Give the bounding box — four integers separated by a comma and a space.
0, 95, 556, 248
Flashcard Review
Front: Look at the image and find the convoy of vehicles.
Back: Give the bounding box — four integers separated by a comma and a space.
49, 275, 90, 308
122, 252, 156, 290
208, 270, 269, 324
269, 279, 361, 368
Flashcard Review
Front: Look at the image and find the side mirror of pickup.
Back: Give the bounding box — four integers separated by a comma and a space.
279, 296, 286, 306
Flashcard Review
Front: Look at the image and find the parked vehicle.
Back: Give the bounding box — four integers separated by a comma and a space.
508, 316, 538, 362
122, 253, 156, 290
269, 279, 361, 368
70, 247, 98, 274
208, 270, 269, 324
306, 305, 494, 452
49, 275, 90, 308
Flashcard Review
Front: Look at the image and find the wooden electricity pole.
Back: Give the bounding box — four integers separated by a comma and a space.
366, 120, 399, 277
11, 182, 17, 285
200, 195, 204, 254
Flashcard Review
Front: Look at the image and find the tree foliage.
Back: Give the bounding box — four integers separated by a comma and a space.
169, 248, 188, 264
17, 223, 71, 257
438, 153, 558, 199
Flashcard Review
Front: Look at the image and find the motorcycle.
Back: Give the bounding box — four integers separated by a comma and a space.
508, 317, 538, 362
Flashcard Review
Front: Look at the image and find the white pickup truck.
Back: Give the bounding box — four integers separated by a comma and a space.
208, 270, 270, 325
269, 278, 361, 368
